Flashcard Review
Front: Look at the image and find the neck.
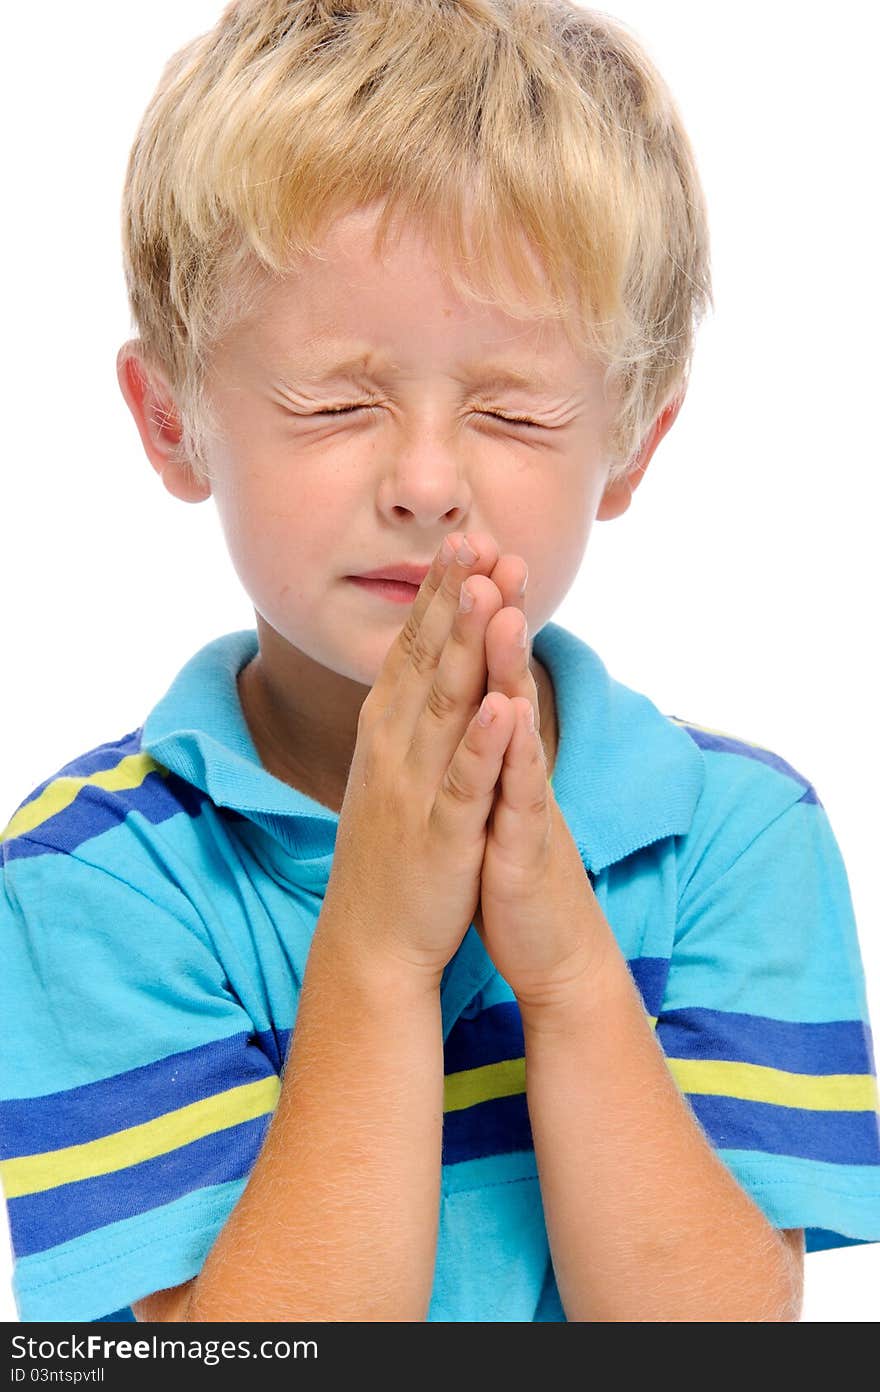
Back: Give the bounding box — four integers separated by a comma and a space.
237, 627, 558, 814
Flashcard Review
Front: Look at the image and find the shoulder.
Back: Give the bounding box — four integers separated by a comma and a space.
0, 729, 236, 920
664, 713, 821, 885
0, 734, 252, 1069
668, 714, 819, 804
0, 730, 262, 1000
2, 727, 207, 860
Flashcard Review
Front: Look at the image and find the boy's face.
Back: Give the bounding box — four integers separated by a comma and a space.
200, 201, 625, 692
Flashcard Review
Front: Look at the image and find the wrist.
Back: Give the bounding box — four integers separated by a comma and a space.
311, 910, 445, 1003
516, 931, 632, 1036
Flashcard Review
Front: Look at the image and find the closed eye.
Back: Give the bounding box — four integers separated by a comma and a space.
310, 404, 543, 429
483, 412, 542, 429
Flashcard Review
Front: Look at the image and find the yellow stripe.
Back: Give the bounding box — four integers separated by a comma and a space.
667, 715, 769, 753
441, 1048, 877, 1121
0, 754, 171, 844
0, 1076, 280, 1200
444, 1057, 526, 1113
666, 1057, 880, 1112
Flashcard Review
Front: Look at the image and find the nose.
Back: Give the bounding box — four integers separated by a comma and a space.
377, 427, 472, 528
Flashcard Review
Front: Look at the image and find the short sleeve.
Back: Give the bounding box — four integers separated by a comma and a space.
656, 790, 880, 1254
0, 837, 281, 1321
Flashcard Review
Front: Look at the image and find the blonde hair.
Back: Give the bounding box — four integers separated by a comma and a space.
121, 0, 713, 486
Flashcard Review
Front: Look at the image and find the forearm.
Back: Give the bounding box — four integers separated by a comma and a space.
186, 919, 444, 1321
520, 950, 800, 1322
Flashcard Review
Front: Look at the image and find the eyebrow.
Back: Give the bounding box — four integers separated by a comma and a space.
460, 364, 548, 393
277, 347, 552, 393
288, 347, 395, 381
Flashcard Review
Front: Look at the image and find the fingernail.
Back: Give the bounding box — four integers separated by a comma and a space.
456, 537, 478, 565
518, 618, 528, 648
477, 695, 496, 726
439, 537, 455, 567
527, 703, 535, 732
458, 581, 474, 612
519, 565, 528, 596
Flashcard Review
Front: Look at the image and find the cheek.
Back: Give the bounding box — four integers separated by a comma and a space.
214, 467, 342, 575
524, 513, 592, 616
514, 483, 590, 557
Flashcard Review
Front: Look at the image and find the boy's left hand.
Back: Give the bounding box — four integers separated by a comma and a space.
471, 563, 617, 1011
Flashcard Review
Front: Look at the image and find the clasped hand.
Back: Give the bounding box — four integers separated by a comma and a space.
453, 532, 613, 1010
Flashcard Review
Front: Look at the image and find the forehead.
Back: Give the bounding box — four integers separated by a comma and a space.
223, 202, 602, 390
263, 339, 578, 395
256, 203, 551, 322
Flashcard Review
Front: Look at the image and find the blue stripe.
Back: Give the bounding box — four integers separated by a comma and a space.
8, 1114, 272, 1257
627, 957, 670, 1017
263, 1025, 292, 1077
2, 768, 209, 862
0, 1031, 278, 1158
3, 768, 210, 863
444, 1002, 523, 1073
688, 1093, 880, 1165
443, 960, 669, 1074
806, 1228, 873, 1252
11, 731, 146, 815
442, 1093, 534, 1166
657, 1007, 875, 1075
673, 721, 820, 803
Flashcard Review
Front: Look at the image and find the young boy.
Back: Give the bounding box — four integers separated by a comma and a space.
2, 0, 879, 1323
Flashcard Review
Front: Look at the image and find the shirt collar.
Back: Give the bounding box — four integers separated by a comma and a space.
140, 621, 704, 876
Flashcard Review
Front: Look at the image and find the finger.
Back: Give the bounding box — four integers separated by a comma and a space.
485, 551, 528, 614
405, 570, 506, 789
485, 696, 549, 860
390, 530, 503, 720
372, 531, 499, 703
484, 604, 542, 733
431, 691, 518, 841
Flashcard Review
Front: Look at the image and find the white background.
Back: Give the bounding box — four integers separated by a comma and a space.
1, 1, 878, 1322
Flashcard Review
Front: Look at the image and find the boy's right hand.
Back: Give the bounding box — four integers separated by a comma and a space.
319, 532, 525, 989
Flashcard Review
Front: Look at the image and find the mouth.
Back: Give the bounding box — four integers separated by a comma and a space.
347, 576, 420, 604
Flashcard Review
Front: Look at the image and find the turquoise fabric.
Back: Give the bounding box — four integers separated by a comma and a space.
2, 620, 878, 1322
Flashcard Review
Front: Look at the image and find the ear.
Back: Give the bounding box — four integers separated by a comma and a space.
596, 387, 686, 522
116, 341, 212, 503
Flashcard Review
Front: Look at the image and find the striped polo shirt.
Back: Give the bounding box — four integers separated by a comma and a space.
1, 619, 879, 1322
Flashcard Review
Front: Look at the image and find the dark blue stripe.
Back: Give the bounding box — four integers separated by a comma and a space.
627, 957, 670, 1017
265, 1025, 293, 1077
444, 1002, 524, 1073
0, 1031, 278, 1158
443, 959, 670, 1074
671, 720, 820, 804
687, 1092, 880, 1165
806, 1228, 872, 1252
9, 1114, 272, 1257
12, 731, 146, 814
657, 1007, 875, 1076
442, 1092, 534, 1166
2, 767, 209, 862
